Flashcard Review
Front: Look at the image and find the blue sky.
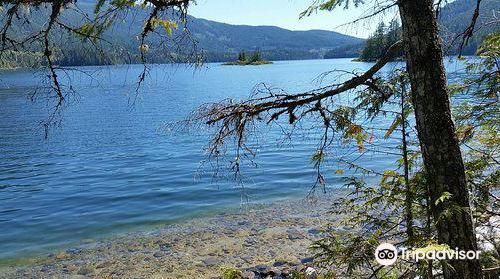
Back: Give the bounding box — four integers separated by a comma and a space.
189, 0, 394, 38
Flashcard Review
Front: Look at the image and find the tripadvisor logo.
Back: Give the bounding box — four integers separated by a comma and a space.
375, 243, 398, 266
375, 243, 481, 266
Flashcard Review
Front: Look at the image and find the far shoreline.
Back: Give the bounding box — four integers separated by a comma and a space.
0, 56, 475, 72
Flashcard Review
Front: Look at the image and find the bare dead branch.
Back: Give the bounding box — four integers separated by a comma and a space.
181, 40, 403, 183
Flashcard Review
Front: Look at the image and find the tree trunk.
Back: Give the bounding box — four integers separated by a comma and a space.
397, 1, 482, 278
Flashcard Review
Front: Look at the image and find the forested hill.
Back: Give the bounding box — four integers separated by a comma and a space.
0, 1, 364, 68
78, 0, 365, 61
341, 0, 500, 61
187, 17, 364, 61
439, 0, 500, 54
79, 0, 365, 60
2, 0, 497, 68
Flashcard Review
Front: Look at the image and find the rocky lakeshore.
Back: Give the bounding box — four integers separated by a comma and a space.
1, 197, 342, 279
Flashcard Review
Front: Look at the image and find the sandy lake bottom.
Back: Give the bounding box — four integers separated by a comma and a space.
2, 197, 342, 279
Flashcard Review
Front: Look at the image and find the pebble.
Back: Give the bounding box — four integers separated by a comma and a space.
272, 261, 287, 267
55, 252, 71, 260
96, 261, 112, 269
77, 267, 93, 276
2, 198, 335, 279
307, 228, 321, 235
241, 270, 257, 279
153, 251, 164, 258
202, 258, 221, 266
286, 229, 302, 240
253, 265, 269, 271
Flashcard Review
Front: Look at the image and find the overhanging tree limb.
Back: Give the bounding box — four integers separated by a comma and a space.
201, 40, 402, 126
187, 40, 402, 186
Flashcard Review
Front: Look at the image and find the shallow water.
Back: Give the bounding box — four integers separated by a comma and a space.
0, 58, 468, 261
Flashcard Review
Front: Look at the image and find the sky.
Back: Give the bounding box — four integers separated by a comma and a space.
189, 0, 397, 39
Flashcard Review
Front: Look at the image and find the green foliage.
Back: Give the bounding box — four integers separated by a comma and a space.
311, 150, 326, 163
94, 0, 106, 14
323, 42, 364, 59
313, 32, 500, 276
359, 20, 403, 61
237, 51, 246, 62
150, 18, 178, 36
249, 51, 262, 63
221, 268, 242, 279
222, 50, 273, 66
480, 251, 500, 269
0, 50, 44, 69
311, 70, 433, 278
453, 32, 500, 235
300, 0, 364, 18
288, 271, 306, 279
318, 0, 500, 58
435, 192, 453, 206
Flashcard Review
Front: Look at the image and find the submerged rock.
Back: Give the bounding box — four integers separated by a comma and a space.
286, 229, 303, 240
153, 251, 164, 258
241, 270, 258, 279
76, 267, 93, 276
202, 258, 222, 266
300, 257, 313, 264
272, 261, 287, 267
2, 198, 335, 279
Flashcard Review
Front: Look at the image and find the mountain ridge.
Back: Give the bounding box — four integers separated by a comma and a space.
184, 15, 365, 59
1, 0, 498, 68
71, 0, 365, 61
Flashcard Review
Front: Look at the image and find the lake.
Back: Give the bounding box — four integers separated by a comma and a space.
0, 58, 468, 262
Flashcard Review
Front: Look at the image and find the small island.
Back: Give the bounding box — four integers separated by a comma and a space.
222, 51, 273, 66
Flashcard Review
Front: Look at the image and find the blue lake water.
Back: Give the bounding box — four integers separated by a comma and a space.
0, 58, 468, 261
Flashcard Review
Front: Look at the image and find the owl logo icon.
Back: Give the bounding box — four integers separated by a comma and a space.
375, 243, 398, 266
